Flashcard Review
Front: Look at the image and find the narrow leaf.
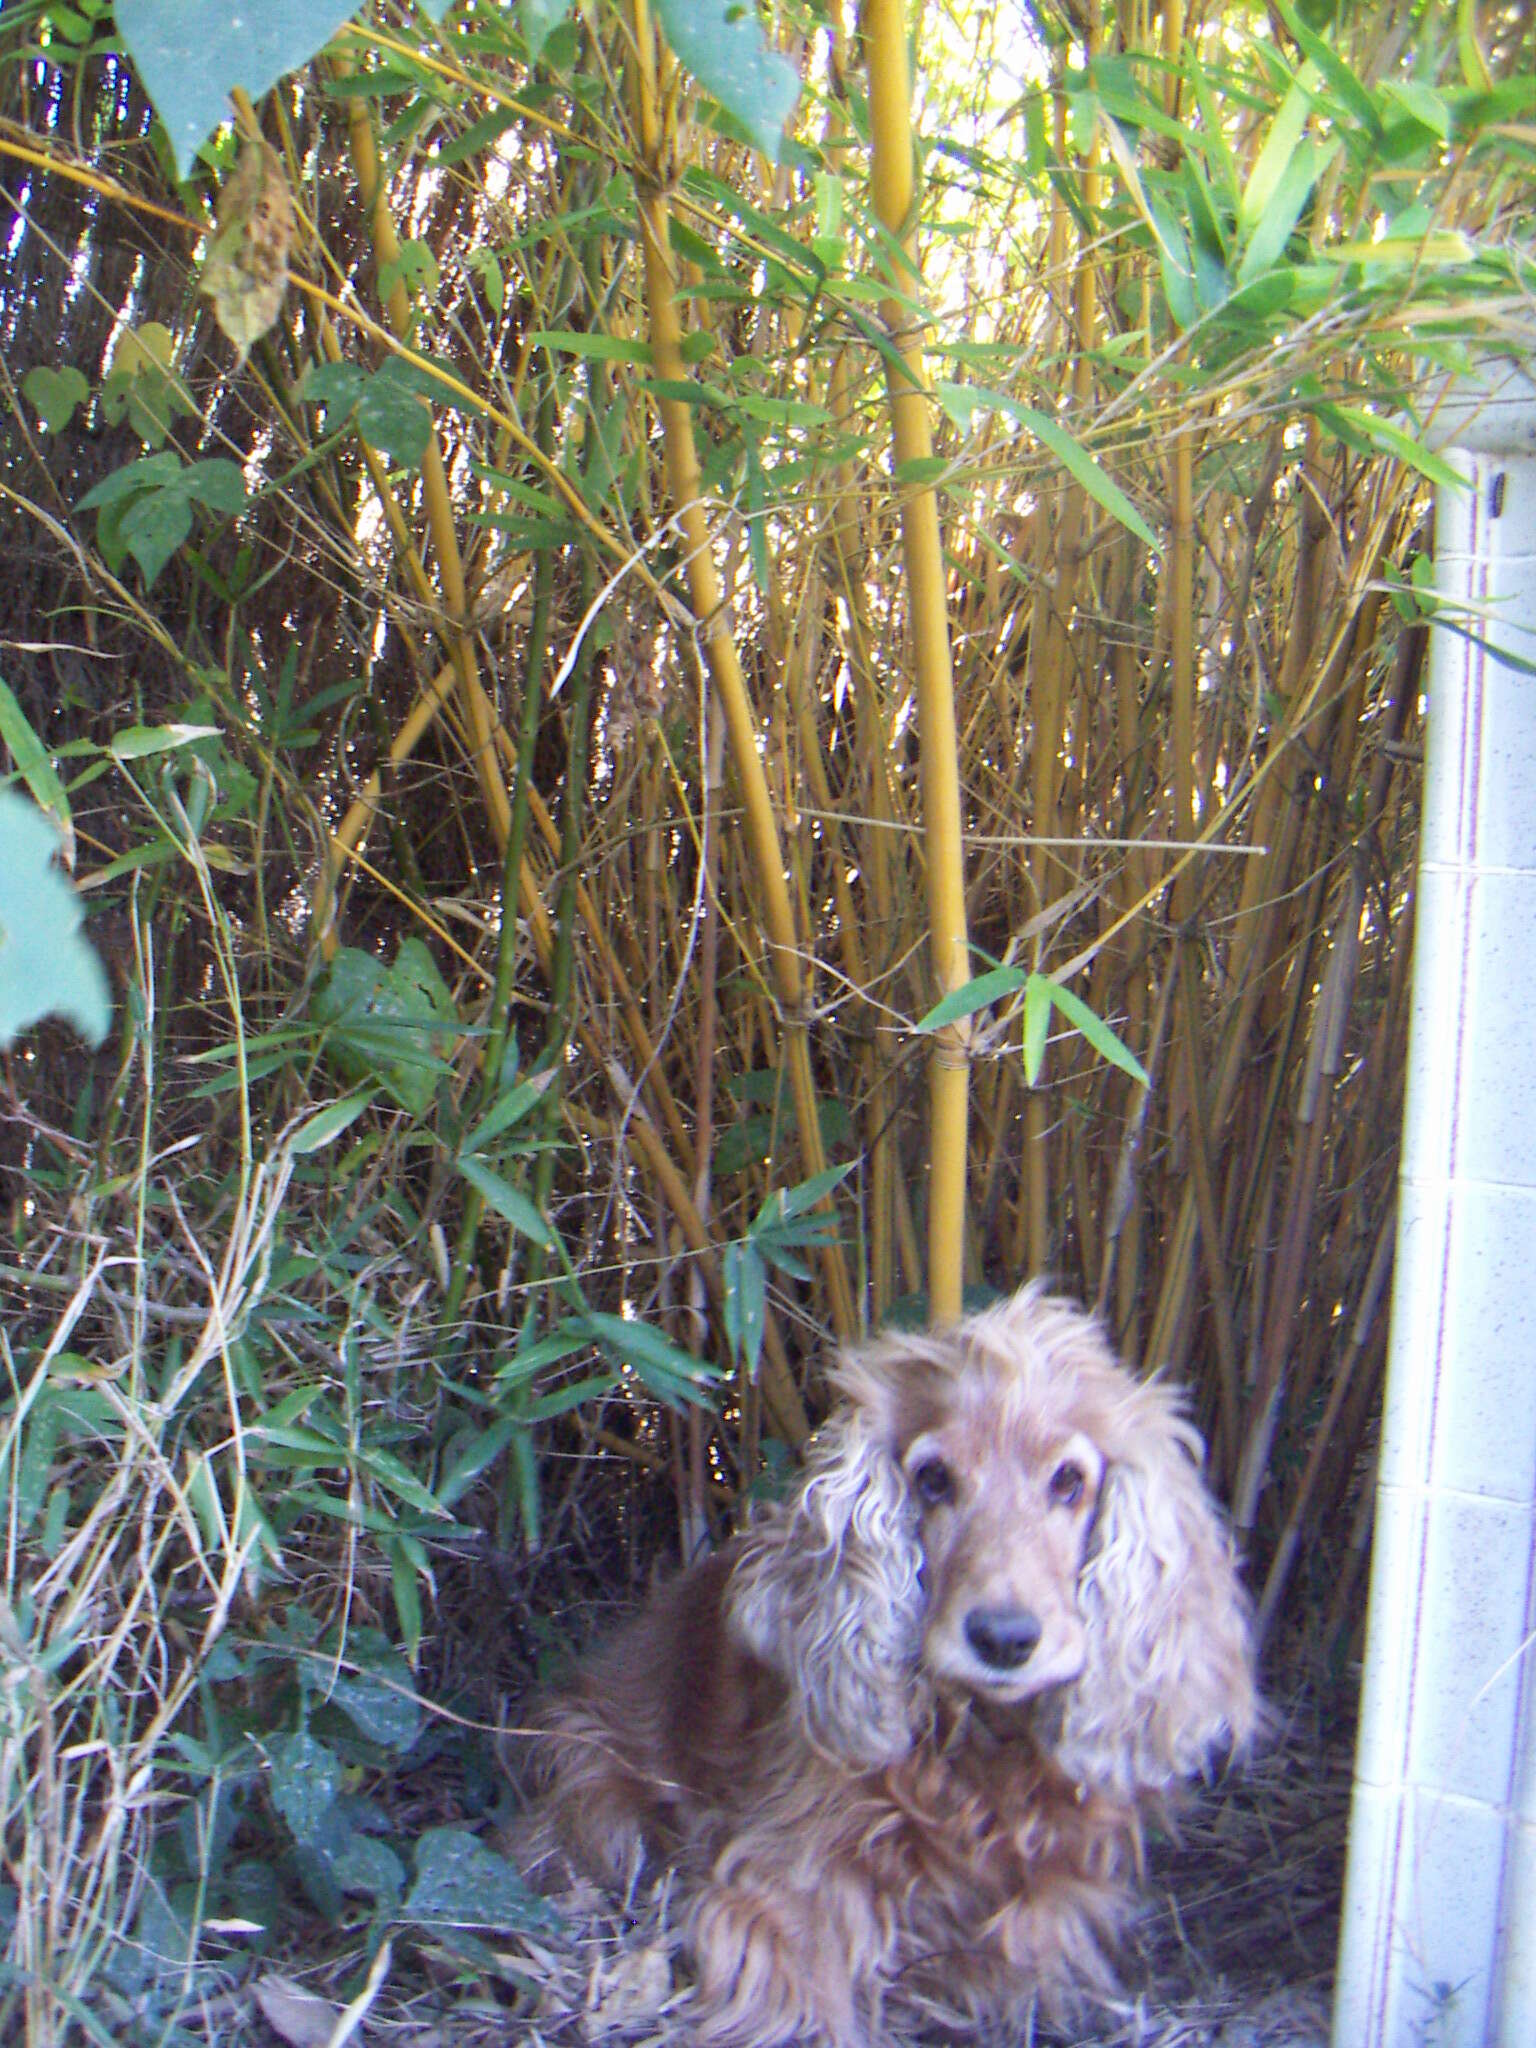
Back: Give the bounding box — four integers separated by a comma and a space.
914, 964, 1027, 1034
456, 1155, 553, 1244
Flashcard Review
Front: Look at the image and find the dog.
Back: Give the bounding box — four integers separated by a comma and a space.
519, 1284, 1258, 2045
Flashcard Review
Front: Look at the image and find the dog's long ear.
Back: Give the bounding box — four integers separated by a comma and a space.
1056, 1361, 1258, 1800
725, 1381, 924, 1767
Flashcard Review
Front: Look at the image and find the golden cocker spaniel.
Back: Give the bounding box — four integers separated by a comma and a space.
521, 1285, 1258, 2045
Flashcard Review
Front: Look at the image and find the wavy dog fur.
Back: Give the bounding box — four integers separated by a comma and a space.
520, 1285, 1257, 2046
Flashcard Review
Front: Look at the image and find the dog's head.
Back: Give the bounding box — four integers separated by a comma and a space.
726, 1285, 1257, 1796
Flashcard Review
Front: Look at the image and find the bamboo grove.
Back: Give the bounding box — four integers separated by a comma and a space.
0, 0, 1532, 2029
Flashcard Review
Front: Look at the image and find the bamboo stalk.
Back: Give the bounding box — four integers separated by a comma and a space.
628, 0, 856, 1340
864, 0, 971, 1322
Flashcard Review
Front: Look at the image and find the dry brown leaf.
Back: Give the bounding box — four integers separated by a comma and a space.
583, 1939, 674, 2034
202, 137, 294, 361
251, 1973, 342, 2048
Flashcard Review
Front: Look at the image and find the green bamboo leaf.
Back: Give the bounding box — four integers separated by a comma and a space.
1239, 72, 1315, 236
461, 1069, 556, 1154
0, 674, 71, 848
723, 1238, 767, 1378
528, 329, 654, 364
1318, 403, 1466, 493
1025, 974, 1150, 1088
914, 964, 1027, 1034
456, 1155, 552, 1244
289, 1092, 375, 1155
1022, 973, 1051, 1085
1236, 138, 1337, 285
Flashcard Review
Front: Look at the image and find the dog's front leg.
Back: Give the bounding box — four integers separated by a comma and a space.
686, 1870, 872, 2048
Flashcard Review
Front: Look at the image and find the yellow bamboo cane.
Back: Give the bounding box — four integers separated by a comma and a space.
864, 0, 970, 1323
628, 0, 856, 1341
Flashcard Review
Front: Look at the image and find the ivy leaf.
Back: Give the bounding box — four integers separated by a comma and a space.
355, 359, 435, 467
520, 0, 573, 68
404, 1828, 553, 1933
0, 792, 111, 1049
22, 365, 89, 434
654, 0, 800, 163
266, 1729, 341, 1847
115, 0, 365, 179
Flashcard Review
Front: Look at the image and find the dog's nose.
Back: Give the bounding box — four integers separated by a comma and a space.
963, 1606, 1042, 1671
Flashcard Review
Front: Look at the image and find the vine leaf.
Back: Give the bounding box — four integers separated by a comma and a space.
654, 0, 800, 163
0, 792, 111, 1049
115, 0, 365, 178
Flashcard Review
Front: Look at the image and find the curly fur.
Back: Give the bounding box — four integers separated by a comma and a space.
519, 1284, 1257, 2047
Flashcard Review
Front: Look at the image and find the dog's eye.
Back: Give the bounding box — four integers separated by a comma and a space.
1049, 1460, 1087, 1507
910, 1458, 954, 1507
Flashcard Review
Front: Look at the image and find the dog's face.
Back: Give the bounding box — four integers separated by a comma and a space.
728, 1287, 1257, 1785
892, 1369, 1106, 1705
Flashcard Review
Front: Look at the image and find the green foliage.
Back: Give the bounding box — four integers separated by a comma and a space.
77, 453, 248, 587
0, 791, 110, 1047
723, 1165, 855, 1379
22, 362, 88, 432
916, 966, 1149, 1090
114, 0, 366, 177
300, 357, 445, 467
654, 0, 801, 162
310, 940, 459, 1115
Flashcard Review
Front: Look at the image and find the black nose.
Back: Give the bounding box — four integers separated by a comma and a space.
963, 1606, 1042, 1672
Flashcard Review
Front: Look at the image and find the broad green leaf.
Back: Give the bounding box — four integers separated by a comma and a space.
115, 0, 365, 179
0, 674, 71, 849
404, 1827, 553, 1932
0, 792, 110, 1048
311, 940, 457, 1115
300, 361, 366, 413
1236, 137, 1337, 286
22, 364, 89, 434
355, 359, 435, 467
914, 964, 1028, 1034
520, 0, 573, 68
117, 482, 193, 588
654, 0, 800, 164
267, 1730, 341, 1846
321, 1628, 423, 1750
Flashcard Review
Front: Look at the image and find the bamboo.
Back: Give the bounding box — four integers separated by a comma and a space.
864, 0, 971, 1322
628, 0, 856, 1340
